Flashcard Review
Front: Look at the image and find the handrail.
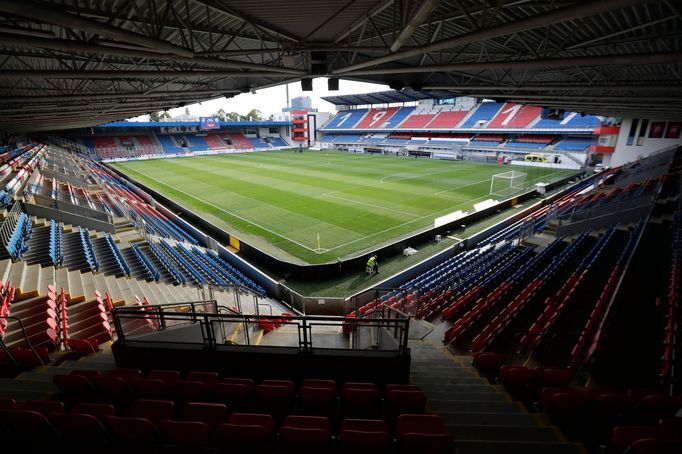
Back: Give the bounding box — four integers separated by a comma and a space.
113, 303, 410, 354
0, 315, 47, 366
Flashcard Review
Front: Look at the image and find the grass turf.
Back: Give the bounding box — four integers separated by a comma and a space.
112, 150, 576, 264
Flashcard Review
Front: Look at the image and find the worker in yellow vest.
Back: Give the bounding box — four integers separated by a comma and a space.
366, 255, 378, 275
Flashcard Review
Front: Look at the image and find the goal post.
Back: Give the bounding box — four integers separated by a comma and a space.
490, 170, 527, 198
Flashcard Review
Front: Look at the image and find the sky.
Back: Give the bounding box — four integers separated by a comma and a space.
130, 78, 388, 121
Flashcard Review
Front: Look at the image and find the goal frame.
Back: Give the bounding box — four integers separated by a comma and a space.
489, 170, 527, 198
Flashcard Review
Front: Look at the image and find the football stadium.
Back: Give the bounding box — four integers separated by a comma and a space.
0, 1, 681, 453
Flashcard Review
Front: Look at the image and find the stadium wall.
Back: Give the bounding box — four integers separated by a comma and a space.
608, 118, 682, 167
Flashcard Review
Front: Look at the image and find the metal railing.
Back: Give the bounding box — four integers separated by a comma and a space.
112, 301, 410, 355
0, 315, 47, 367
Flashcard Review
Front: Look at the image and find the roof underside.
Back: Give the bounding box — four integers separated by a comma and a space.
0, 0, 681, 132
321, 88, 455, 105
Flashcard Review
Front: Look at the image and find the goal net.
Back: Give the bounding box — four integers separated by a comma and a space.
490, 170, 527, 198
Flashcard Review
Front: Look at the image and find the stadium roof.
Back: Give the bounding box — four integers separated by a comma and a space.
97, 121, 291, 128
321, 88, 454, 106
0, 0, 681, 132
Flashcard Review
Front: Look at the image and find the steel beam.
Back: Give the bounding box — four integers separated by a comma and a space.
332, 0, 653, 74
0, 0, 194, 58
338, 52, 682, 76
0, 70, 294, 80
0, 34, 305, 75
390, 0, 441, 52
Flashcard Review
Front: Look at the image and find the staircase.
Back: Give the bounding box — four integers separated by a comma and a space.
61, 229, 90, 272
409, 340, 586, 453
90, 236, 124, 277
21, 222, 52, 266
120, 246, 154, 281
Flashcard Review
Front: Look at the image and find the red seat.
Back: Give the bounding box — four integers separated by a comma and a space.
396, 414, 454, 454
299, 386, 337, 416
342, 386, 381, 418
539, 388, 579, 409
91, 376, 134, 401
279, 415, 332, 454
159, 420, 214, 450
540, 368, 573, 387
339, 419, 391, 454
71, 402, 115, 420
385, 389, 426, 417
105, 415, 161, 444
544, 393, 591, 422
260, 379, 295, 393
148, 369, 181, 383
19, 400, 65, 415
385, 384, 421, 393
658, 418, 682, 440
626, 389, 664, 402
130, 399, 175, 424
181, 402, 228, 428
610, 426, 660, 454
54, 374, 95, 400
625, 439, 682, 454
172, 380, 211, 402
302, 379, 337, 393
222, 377, 255, 390
109, 369, 142, 381
0, 399, 15, 410
211, 383, 253, 410
70, 369, 101, 378
131, 378, 172, 399
216, 413, 275, 454
344, 382, 379, 391
255, 383, 295, 416
49, 412, 109, 443
472, 352, 505, 378
0, 409, 60, 445
186, 371, 219, 384
636, 395, 682, 423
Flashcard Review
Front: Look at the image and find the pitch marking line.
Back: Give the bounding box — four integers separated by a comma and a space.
322, 191, 501, 254
323, 193, 421, 218
117, 164, 326, 254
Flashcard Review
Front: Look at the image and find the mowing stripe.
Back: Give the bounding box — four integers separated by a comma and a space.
117, 163, 325, 254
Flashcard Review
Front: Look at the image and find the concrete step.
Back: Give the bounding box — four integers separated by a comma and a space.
0, 377, 57, 393
418, 383, 505, 394
429, 400, 523, 413
0, 258, 12, 283
38, 265, 55, 292
426, 391, 509, 402
411, 376, 487, 385
439, 411, 547, 427
455, 440, 586, 454
446, 425, 563, 443
67, 270, 85, 303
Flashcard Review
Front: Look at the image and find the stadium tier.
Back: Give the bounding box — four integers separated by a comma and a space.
0, 138, 680, 454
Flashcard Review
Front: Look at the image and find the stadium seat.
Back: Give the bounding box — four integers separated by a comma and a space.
130, 399, 175, 424
159, 420, 214, 452
211, 382, 253, 410
19, 400, 65, 415
279, 415, 332, 454
131, 378, 173, 399
172, 380, 211, 403
105, 415, 161, 446
216, 413, 275, 454
48, 412, 110, 445
396, 414, 454, 454
181, 402, 228, 428
339, 419, 391, 453
71, 402, 116, 420
342, 384, 381, 418
186, 371, 219, 385
148, 369, 181, 383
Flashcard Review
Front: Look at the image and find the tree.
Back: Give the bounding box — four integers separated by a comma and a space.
149, 111, 171, 121
213, 108, 227, 121
244, 109, 262, 121
225, 111, 241, 121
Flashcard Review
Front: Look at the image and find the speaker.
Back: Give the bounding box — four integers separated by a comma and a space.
328, 78, 339, 91
310, 51, 327, 61
541, 107, 565, 120
301, 78, 313, 91
388, 80, 405, 90
311, 63, 327, 75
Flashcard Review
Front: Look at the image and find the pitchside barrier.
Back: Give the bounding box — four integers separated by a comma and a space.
105, 163, 585, 289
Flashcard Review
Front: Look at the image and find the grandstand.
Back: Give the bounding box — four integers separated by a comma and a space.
1, 1, 682, 454
319, 93, 601, 166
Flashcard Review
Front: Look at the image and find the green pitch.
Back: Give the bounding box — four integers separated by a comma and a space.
112, 150, 576, 264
